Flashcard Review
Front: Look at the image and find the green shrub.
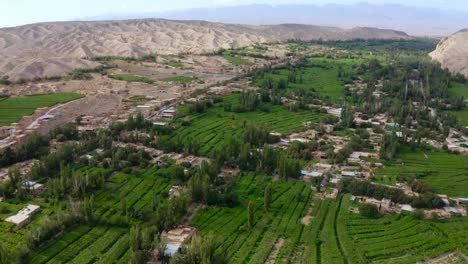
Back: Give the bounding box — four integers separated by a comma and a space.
359, 203, 380, 218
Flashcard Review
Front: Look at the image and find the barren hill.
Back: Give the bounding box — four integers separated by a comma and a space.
0, 19, 409, 81
431, 29, 468, 78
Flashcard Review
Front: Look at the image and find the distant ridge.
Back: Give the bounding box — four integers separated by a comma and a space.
80, 3, 468, 36
0, 19, 409, 81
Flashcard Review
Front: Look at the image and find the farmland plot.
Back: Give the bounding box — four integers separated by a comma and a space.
375, 147, 468, 197
0, 93, 83, 126
29, 168, 174, 264
192, 174, 466, 264
172, 94, 325, 156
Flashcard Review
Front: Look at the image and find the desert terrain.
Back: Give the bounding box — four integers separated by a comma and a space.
0, 19, 409, 81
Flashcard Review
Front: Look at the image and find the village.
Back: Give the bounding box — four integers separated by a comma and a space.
2, 59, 468, 221
0, 41, 467, 262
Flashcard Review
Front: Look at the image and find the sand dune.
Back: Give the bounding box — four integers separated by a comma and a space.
0, 19, 409, 80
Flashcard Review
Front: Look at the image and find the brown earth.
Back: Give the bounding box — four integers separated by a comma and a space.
0, 19, 410, 81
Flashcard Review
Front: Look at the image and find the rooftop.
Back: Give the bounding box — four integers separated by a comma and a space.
4, 204, 40, 226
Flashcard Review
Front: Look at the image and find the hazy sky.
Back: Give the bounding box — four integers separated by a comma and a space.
0, 0, 466, 28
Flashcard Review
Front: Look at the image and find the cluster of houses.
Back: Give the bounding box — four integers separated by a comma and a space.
445, 131, 468, 154
349, 195, 467, 219
77, 115, 108, 132
152, 108, 179, 127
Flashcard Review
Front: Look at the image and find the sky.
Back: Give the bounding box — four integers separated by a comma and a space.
0, 0, 466, 28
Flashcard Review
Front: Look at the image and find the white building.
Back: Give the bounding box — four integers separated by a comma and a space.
4, 204, 40, 227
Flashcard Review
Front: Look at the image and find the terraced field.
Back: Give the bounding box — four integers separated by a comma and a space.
192, 173, 313, 263
30, 226, 129, 264
0, 93, 83, 126
337, 196, 466, 264
375, 147, 468, 197
173, 94, 325, 155
192, 174, 466, 263
252, 57, 358, 102
29, 168, 174, 264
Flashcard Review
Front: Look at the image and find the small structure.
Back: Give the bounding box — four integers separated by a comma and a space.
341, 171, 357, 177
290, 138, 310, 143
39, 114, 55, 120
163, 227, 196, 256
327, 108, 343, 118
301, 170, 323, 178
270, 132, 282, 137
21, 181, 45, 194
153, 122, 167, 127
136, 105, 151, 110
169, 186, 181, 197
401, 204, 414, 213
349, 152, 379, 160
443, 207, 460, 215
4, 204, 40, 227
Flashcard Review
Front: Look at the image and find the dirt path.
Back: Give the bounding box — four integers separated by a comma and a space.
27, 98, 84, 129
266, 238, 285, 264
420, 250, 468, 264
301, 205, 313, 225
182, 203, 202, 226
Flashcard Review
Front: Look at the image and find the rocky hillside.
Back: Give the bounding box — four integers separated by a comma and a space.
431, 29, 468, 78
0, 19, 409, 80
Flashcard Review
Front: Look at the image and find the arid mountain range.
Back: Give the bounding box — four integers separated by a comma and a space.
0, 19, 409, 81
431, 29, 468, 78
84, 3, 468, 36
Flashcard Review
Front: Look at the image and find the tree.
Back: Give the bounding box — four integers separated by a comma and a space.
359, 203, 380, 218
154, 235, 169, 264
120, 194, 127, 216
413, 209, 425, 220
248, 201, 254, 229
264, 184, 272, 212
171, 233, 228, 264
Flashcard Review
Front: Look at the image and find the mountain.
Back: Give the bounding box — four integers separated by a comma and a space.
82, 3, 468, 36
431, 29, 468, 78
0, 19, 409, 81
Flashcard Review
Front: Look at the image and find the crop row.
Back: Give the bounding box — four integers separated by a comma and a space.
30, 226, 92, 264
68, 228, 126, 264
45, 226, 108, 264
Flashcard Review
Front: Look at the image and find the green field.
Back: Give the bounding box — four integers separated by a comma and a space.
252, 57, 358, 102
0, 168, 108, 255
160, 76, 196, 83
2, 168, 174, 264
171, 94, 325, 155
448, 82, 468, 125
164, 60, 184, 68
30, 226, 129, 264
375, 147, 468, 197
334, 195, 466, 263
223, 52, 253, 65
451, 109, 468, 126
109, 74, 154, 84
0, 93, 83, 126
192, 173, 313, 263
449, 82, 468, 98
192, 174, 467, 263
